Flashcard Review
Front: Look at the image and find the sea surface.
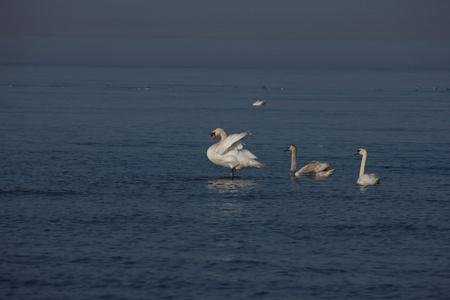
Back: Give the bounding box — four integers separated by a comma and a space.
1, 65, 450, 299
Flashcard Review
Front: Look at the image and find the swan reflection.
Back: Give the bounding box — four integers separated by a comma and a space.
208, 178, 259, 193
359, 185, 368, 193
292, 174, 332, 181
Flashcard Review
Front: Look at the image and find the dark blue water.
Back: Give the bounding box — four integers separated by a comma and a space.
1, 65, 450, 299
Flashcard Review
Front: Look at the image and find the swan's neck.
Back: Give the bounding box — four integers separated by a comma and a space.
220, 131, 227, 141
290, 148, 297, 173
216, 131, 227, 146
359, 152, 367, 177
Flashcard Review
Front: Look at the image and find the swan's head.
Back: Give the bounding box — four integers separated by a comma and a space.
284, 144, 296, 152
354, 148, 367, 156
211, 128, 224, 141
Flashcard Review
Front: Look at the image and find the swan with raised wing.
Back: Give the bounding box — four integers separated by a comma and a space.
354, 148, 380, 185
284, 144, 335, 177
207, 128, 265, 178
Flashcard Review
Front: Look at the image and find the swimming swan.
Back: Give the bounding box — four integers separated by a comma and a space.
253, 100, 266, 106
354, 148, 380, 185
284, 144, 335, 177
207, 128, 264, 178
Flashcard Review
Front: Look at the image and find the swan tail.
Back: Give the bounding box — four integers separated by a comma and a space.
234, 160, 265, 170
318, 169, 335, 177
248, 161, 265, 169
254, 162, 265, 168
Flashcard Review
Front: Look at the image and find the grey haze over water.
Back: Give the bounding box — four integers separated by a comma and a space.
1, 0, 450, 68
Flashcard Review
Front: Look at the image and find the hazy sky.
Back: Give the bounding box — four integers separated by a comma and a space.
1, 0, 449, 68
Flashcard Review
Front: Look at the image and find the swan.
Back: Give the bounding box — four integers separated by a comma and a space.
354, 148, 380, 185
253, 100, 266, 106
207, 128, 265, 178
284, 144, 335, 177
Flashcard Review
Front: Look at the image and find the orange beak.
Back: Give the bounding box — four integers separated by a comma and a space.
211, 133, 216, 141
354, 150, 360, 155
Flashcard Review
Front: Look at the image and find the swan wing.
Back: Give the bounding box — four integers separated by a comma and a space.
297, 161, 330, 174
217, 131, 251, 155
357, 174, 380, 185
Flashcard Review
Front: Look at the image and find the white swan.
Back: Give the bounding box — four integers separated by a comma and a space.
253, 100, 266, 106
207, 128, 265, 178
354, 148, 380, 185
284, 144, 335, 177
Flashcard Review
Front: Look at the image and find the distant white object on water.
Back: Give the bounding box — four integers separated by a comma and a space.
253, 100, 266, 106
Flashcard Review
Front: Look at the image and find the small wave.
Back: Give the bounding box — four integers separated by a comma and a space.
0, 189, 79, 197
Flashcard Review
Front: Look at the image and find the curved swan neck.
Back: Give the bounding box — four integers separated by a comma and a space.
213, 128, 227, 146
219, 131, 228, 141
290, 146, 297, 173
359, 151, 367, 177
